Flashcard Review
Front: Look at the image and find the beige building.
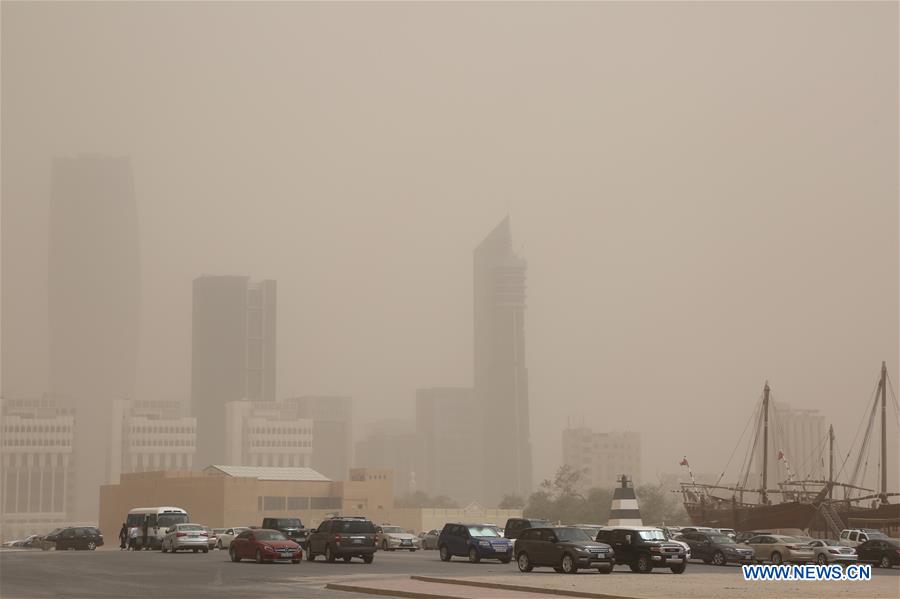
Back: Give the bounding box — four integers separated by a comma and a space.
99, 466, 521, 538
562, 427, 642, 489
224, 400, 313, 467
108, 399, 197, 483
1, 397, 77, 540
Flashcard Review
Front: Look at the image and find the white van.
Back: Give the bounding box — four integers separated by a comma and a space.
126, 507, 189, 549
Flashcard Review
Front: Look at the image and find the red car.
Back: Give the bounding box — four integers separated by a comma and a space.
229, 529, 302, 564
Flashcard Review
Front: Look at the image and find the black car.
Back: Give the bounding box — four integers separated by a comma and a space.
514, 526, 614, 574
504, 518, 552, 542
48, 527, 104, 551
261, 517, 311, 548
596, 527, 687, 573
855, 538, 900, 569
680, 531, 754, 565
306, 516, 377, 563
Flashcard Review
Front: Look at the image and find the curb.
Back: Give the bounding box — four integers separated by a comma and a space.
409, 576, 638, 599
325, 582, 464, 599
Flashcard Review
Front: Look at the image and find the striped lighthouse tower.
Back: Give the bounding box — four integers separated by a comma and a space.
608, 474, 643, 526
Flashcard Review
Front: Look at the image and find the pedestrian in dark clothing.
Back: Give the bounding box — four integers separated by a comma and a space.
118, 523, 128, 550
142, 519, 150, 550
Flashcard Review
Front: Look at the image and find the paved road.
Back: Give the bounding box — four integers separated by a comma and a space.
1, 548, 897, 599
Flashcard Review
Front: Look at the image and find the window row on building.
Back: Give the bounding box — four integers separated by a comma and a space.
3, 425, 72, 434
249, 439, 311, 448
130, 425, 195, 435
249, 427, 312, 436
256, 495, 341, 511
3, 438, 71, 447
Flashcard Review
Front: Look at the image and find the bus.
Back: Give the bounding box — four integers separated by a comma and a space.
126, 507, 189, 549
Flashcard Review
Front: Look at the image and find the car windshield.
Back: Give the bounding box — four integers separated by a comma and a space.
382, 527, 404, 534
255, 531, 288, 541
468, 525, 500, 537
276, 519, 302, 528
821, 540, 838, 546
556, 528, 591, 542
158, 513, 188, 528
333, 520, 376, 533
709, 535, 734, 544
178, 525, 203, 532
638, 530, 667, 541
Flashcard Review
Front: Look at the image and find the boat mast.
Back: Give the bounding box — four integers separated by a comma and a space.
880, 361, 887, 505
828, 424, 834, 500
762, 382, 770, 505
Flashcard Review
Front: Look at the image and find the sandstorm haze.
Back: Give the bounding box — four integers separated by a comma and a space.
2, 0, 898, 516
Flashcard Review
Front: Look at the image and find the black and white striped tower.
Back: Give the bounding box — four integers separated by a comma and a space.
608, 474, 642, 525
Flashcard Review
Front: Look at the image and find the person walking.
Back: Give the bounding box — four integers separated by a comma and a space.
128, 525, 140, 550
141, 518, 150, 550
118, 522, 128, 550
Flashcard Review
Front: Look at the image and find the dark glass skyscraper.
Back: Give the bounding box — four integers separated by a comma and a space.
48, 155, 141, 520
474, 217, 532, 505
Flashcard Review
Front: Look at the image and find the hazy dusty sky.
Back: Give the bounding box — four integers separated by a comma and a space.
2, 2, 898, 487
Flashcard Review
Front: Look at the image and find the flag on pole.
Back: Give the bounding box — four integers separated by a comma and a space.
777, 450, 785, 461
679, 457, 689, 467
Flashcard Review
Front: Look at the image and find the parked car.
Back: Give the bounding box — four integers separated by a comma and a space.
48, 527, 104, 551
679, 527, 718, 535
261, 517, 311, 548
419, 530, 440, 550
306, 516, 377, 563
838, 528, 889, 548
805, 539, 858, 565
743, 534, 814, 564
376, 525, 419, 551
215, 527, 249, 550
515, 526, 614, 574
439, 522, 513, 563
575, 524, 605, 541
855, 538, 900, 569
680, 531, 753, 565
161, 523, 209, 553
735, 531, 770, 544
37, 529, 65, 551
503, 518, 552, 543
201, 527, 218, 550
716, 528, 737, 539
667, 534, 692, 560
229, 528, 302, 563
595, 526, 687, 573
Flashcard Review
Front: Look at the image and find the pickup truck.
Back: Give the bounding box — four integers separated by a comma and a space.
261, 517, 311, 548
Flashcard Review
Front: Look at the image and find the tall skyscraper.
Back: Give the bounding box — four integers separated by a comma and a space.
415, 387, 480, 503
284, 396, 352, 481
47, 155, 140, 520
191, 276, 276, 467
474, 217, 532, 505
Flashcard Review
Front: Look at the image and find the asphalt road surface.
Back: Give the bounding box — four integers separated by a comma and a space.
2, 548, 898, 599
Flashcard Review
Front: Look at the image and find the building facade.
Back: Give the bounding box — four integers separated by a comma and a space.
47, 154, 141, 521
284, 396, 352, 481
753, 401, 827, 485
0, 397, 77, 540
108, 400, 196, 482
354, 421, 421, 498
191, 276, 277, 467
474, 217, 532, 505
224, 400, 312, 468
562, 428, 642, 490
415, 387, 480, 503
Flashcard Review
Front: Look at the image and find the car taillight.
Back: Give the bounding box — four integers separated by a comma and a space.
334, 535, 342, 544
828, 549, 840, 554
176, 532, 186, 537
786, 545, 798, 550
200, 532, 208, 537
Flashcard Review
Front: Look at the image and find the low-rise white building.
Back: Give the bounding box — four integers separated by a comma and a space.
109, 400, 196, 482
562, 427, 642, 490
225, 400, 313, 468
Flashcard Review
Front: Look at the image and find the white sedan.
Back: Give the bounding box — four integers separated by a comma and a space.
215, 527, 249, 550
161, 524, 209, 554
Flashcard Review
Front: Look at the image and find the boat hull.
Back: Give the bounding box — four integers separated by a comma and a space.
684, 500, 817, 531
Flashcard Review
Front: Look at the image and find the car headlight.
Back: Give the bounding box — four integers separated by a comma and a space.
478, 540, 492, 547
262, 544, 274, 552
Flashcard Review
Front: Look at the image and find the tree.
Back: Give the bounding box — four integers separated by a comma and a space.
635, 483, 689, 525
498, 494, 525, 509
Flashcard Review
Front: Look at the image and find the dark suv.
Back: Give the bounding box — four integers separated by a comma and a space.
438, 522, 513, 563
48, 527, 104, 551
261, 517, 311, 548
515, 526, 614, 574
504, 518, 552, 542
596, 527, 686, 573
680, 531, 754, 566
306, 517, 377, 563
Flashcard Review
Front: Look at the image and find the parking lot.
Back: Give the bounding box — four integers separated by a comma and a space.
1, 547, 898, 599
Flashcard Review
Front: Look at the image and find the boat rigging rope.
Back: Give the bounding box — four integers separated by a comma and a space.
715, 395, 760, 487
835, 378, 881, 489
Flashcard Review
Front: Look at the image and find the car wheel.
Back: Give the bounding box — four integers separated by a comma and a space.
771, 551, 783, 565
517, 552, 533, 572
203, 548, 208, 554
325, 545, 336, 563
561, 553, 578, 574
712, 551, 725, 566
598, 565, 613, 574
363, 554, 374, 564
439, 545, 451, 562
636, 554, 652, 573
230, 547, 241, 562
468, 547, 481, 564
410, 549, 417, 553
256, 549, 264, 564
816, 554, 827, 565
343, 555, 352, 563
216, 540, 223, 550
554, 566, 565, 573
670, 562, 686, 574
880, 555, 891, 569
